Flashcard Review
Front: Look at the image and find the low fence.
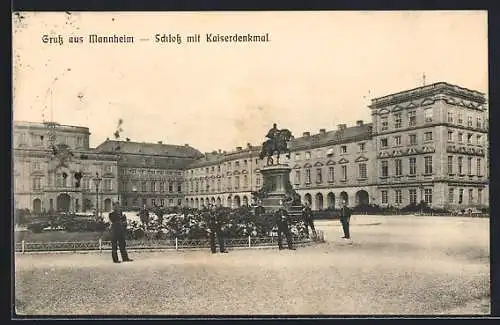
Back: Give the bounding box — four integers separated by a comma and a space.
315, 211, 489, 219
15, 230, 324, 253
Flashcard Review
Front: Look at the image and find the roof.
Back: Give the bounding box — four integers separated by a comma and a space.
119, 154, 199, 170
186, 123, 373, 169
94, 140, 203, 158
290, 123, 373, 150
13, 120, 91, 134
370, 82, 486, 108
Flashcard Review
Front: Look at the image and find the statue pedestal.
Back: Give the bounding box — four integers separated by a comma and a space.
259, 164, 294, 212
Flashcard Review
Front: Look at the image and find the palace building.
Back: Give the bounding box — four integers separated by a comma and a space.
13, 82, 489, 213
183, 82, 489, 210
13, 121, 120, 214
94, 139, 202, 209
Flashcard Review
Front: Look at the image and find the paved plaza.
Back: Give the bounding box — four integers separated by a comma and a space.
14, 215, 490, 316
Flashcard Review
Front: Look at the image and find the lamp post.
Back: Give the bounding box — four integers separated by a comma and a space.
132, 186, 137, 209
93, 172, 103, 219
419, 184, 424, 215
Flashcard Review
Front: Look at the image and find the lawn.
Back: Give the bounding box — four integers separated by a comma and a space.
14, 215, 490, 316
15, 230, 105, 243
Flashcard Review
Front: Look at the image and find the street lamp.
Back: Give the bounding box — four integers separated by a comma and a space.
419, 184, 424, 215
132, 186, 137, 209
93, 172, 103, 218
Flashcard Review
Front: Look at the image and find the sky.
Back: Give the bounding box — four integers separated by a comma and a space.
12, 11, 488, 153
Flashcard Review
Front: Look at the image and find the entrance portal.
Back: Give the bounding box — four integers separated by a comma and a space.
355, 190, 370, 206
32, 198, 42, 214
57, 193, 71, 212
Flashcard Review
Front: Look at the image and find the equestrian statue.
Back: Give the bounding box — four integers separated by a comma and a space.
259, 123, 293, 166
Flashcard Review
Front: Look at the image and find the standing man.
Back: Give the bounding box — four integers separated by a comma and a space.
302, 202, 317, 240
108, 203, 133, 263
339, 200, 352, 240
276, 201, 296, 250
208, 204, 228, 254
254, 199, 266, 216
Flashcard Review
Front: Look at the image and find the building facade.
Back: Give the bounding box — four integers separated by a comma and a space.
370, 82, 488, 210
94, 140, 202, 210
13, 121, 120, 213
13, 82, 489, 213
183, 82, 489, 210
182, 122, 377, 210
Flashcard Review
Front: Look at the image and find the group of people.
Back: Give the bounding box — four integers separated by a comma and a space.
106, 200, 353, 263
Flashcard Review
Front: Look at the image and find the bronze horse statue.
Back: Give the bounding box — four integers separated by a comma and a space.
259, 129, 293, 165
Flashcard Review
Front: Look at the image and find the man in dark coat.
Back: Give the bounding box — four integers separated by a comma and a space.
339, 200, 352, 240
207, 204, 228, 254
108, 203, 133, 263
276, 201, 295, 250
302, 202, 317, 239
254, 199, 266, 216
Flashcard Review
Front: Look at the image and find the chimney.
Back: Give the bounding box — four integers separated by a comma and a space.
319, 129, 326, 134
158, 141, 163, 144
184, 144, 189, 147
247, 142, 251, 148
236, 146, 243, 151
356, 120, 364, 126
218, 149, 222, 153
337, 124, 347, 131
126, 138, 130, 142
303, 132, 310, 137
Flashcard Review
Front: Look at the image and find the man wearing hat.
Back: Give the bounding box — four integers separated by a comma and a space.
275, 200, 296, 250
108, 202, 133, 263
302, 202, 317, 239
207, 203, 228, 254
339, 200, 352, 239
254, 199, 266, 216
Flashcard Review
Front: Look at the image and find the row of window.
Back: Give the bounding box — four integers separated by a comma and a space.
380, 110, 426, 131
379, 108, 486, 132
189, 175, 250, 193
122, 180, 182, 193
29, 162, 115, 174
447, 130, 483, 146
32, 176, 114, 191
187, 164, 370, 194
380, 156, 433, 177
294, 165, 367, 185
16, 133, 88, 147
447, 111, 486, 129
380, 188, 432, 205
448, 188, 483, 205
124, 197, 182, 208
379, 132, 432, 148
447, 156, 483, 176
188, 144, 370, 177
127, 168, 179, 176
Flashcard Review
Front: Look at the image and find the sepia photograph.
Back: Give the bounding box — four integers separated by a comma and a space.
12, 11, 489, 316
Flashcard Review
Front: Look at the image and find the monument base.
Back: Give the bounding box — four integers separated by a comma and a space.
258, 164, 302, 214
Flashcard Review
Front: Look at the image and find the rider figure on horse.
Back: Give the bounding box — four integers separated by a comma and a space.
260, 123, 292, 166
266, 123, 280, 143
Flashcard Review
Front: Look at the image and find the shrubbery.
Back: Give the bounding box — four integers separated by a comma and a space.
24, 207, 310, 240
26, 213, 109, 233
122, 206, 308, 240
